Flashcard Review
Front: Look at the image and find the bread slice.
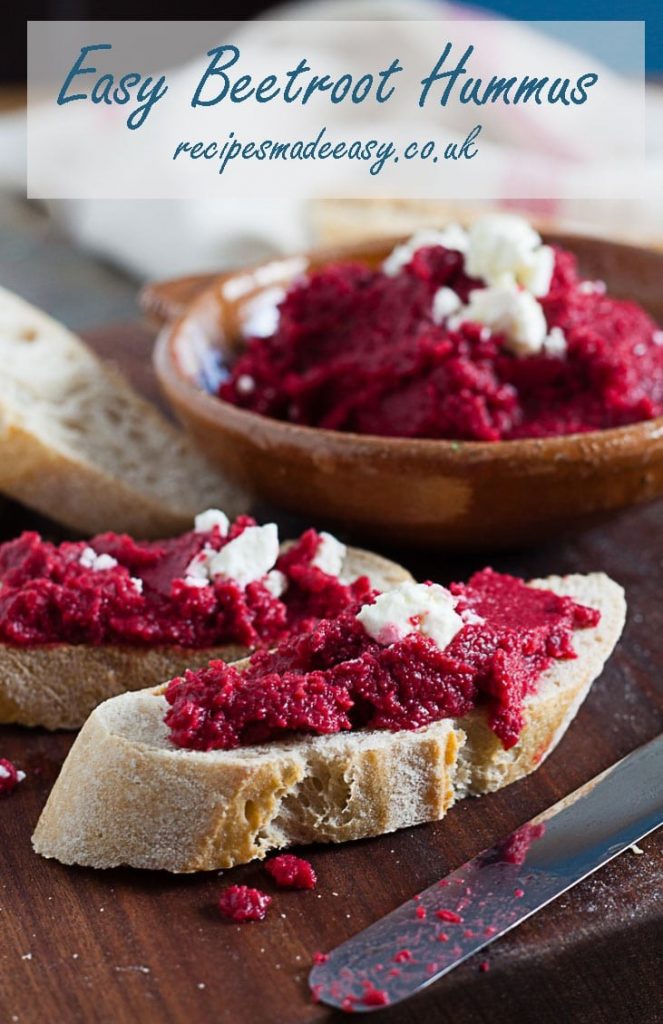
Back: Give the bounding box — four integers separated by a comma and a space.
0, 546, 410, 731
455, 573, 627, 797
308, 198, 555, 248
32, 573, 625, 872
0, 285, 246, 536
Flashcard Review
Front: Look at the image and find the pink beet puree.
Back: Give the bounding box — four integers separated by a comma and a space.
0, 758, 23, 796
218, 885, 271, 922
0, 522, 371, 649
219, 245, 663, 440
264, 854, 317, 890
164, 569, 600, 752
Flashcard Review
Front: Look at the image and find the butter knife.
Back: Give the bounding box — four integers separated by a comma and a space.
309, 733, 663, 1013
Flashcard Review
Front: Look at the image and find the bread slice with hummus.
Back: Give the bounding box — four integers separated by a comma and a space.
0, 521, 410, 731
32, 572, 625, 872
0, 285, 246, 536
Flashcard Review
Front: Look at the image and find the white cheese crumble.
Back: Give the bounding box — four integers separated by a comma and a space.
543, 326, 568, 358
79, 547, 119, 572
356, 581, 463, 651
311, 531, 347, 577
194, 508, 230, 535
578, 280, 606, 295
183, 546, 213, 587
188, 524, 279, 588
431, 286, 462, 324
518, 244, 555, 298
264, 569, 287, 597
183, 575, 209, 589
382, 225, 469, 276
0, 764, 25, 782
130, 577, 144, 595
384, 215, 562, 359
450, 283, 548, 357
465, 214, 554, 298
461, 607, 485, 626
236, 374, 256, 394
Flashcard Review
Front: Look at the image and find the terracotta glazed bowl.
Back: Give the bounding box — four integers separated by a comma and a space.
154, 233, 663, 548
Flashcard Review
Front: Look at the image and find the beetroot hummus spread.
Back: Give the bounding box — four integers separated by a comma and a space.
219, 216, 663, 441
164, 569, 599, 751
0, 518, 370, 649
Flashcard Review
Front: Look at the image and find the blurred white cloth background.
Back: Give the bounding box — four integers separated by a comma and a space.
1, 0, 662, 280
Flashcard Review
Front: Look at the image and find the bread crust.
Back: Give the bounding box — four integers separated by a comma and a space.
31, 573, 625, 873
0, 546, 411, 730
454, 573, 627, 796
0, 286, 246, 536
32, 693, 460, 872
0, 413, 240, 539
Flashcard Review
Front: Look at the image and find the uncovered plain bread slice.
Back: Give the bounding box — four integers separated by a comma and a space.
0, 285, 246, 536
32, 573, 625, 872
0, 546, 411, 731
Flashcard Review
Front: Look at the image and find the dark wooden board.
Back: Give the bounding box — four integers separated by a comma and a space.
0, 322, 661, 1024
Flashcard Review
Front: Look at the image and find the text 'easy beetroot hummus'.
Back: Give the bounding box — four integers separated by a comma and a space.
219, 215, 663, 441
0, 513, 370, 649
164, 570, 600, 751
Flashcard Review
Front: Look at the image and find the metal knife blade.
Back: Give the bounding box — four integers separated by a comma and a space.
309, 733, 663, 1013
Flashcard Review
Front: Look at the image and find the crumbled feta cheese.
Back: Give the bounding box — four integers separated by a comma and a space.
311, 531, 347, 577
94, 554, 118, 571
356, 581, 464, 650
207, 524, 279, 587
451, 283, 548, 357
431, 286, 462, 324
236, 374, 256, 394
130, 577, 144, 595
79, 547, 96, 568
461, 608, 485, 626
578, 280, 606, 295
183, 576, 209, 589
465, 214, 554, 297
382, 225, 469, 276
518, 244, 555, 298
184, 546, 214, 583
194, 509, 230, 535
79, 547, 118, 572
0, 765, 9, 779
264, 569, 287, 597
543, 326, 567, 358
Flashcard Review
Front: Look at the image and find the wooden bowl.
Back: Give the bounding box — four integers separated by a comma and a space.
154, 233, 663, 548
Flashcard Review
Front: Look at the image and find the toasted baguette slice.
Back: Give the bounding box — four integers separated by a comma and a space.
0, 285, 246, 536
32, 573, 625, 873
455, 573, 626, 797
0, 546, 410, 731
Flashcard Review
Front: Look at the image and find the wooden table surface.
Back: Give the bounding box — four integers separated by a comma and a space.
0, 318, 662, 1024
